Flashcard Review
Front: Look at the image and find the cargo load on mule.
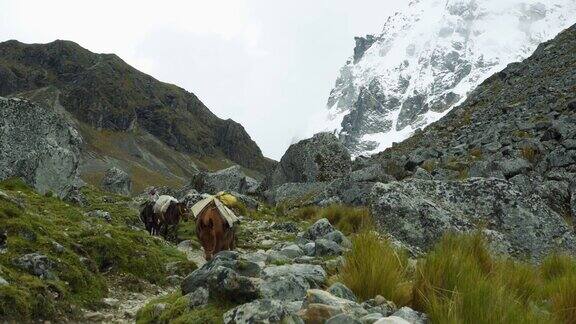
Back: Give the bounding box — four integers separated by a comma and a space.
192, 192, 240, 260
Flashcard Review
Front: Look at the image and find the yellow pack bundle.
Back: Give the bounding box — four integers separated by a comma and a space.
215, 191, 237, 207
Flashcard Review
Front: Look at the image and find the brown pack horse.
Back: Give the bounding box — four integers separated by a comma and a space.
140, 201, 189, 240
195, 201, 236, 260
159, 201, 190, 240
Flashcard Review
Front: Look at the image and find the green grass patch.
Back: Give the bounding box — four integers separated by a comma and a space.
0, 178, 187, 321
136, 292, 235, 324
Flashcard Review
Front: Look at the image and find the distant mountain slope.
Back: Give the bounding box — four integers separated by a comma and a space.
0, 40, 274, 188
319, 0, 576, 156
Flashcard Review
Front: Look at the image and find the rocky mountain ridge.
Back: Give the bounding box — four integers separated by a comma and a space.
0, 40, 275, 191
319, 0, 576, 156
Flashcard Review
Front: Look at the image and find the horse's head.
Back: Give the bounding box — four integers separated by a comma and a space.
176, 202, 191, 221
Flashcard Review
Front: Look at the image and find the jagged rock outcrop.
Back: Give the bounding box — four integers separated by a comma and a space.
318, 0, 576, 156
100, 167, 132, 195
0, 97, 82, 197
370, 178, 576, 261
264, 133, 351, 190
0, 39, 274, 174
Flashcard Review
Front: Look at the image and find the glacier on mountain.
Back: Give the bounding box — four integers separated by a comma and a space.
320, 0, 576, 156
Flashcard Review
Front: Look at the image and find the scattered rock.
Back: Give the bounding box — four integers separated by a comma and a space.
13, 253, 55, 279
87, 210, 112, 222
303, 218, 336, 241
361, 313, 385, 323
327, 282, 357, 302
391, 307, 428, 324
223, 299, 295, 324
0, 276, 8, 286
327, 313, 363, 324
102, 298, 120, 308
263, 264, 326, 288
315, 239, 343, 256
261, 273, 310, 301
183, 287, 209, 308
100, 167, 132, 195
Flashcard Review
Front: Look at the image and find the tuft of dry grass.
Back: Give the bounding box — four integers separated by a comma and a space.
338, 231, 412, 304
290, 204, 373, 235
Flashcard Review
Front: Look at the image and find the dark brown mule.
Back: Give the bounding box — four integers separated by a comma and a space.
195, 201, 236, 260
159, 201, 190, 240
140, 202, 161, 235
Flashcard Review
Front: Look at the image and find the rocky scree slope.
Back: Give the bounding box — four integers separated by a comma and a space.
0, 40, 275, 185
360, 23, 576, 259
320, 0, 576, 156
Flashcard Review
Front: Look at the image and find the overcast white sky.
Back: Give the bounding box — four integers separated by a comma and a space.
0, 0, 405, 159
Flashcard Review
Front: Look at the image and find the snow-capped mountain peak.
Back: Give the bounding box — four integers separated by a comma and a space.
321, 0, 576, 156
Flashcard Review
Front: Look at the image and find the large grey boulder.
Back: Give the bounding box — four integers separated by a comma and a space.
265, 132, 351, 189
181, 252, 261, 302
370, 178, 576, 261
100, 167, 132, 195
0, 97, 83, 197
302, 218, 336, 240
190, 165, 259, 195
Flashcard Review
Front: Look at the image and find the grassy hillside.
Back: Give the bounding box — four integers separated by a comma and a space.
0, 178, 192, 321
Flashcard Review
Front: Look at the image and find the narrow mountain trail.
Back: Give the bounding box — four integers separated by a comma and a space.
79, 217, 290, 323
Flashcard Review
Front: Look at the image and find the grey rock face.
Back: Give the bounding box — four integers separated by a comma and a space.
370, 178, 576, 261
223, 299, 294, 324
265, 133, 351, 189
100, 167, 132, 195
13, 253, 55, 279
0, 97, 82, 197
190, 165, 259, 195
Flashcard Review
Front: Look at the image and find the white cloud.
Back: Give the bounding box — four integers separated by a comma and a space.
0, 0, 401, 159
